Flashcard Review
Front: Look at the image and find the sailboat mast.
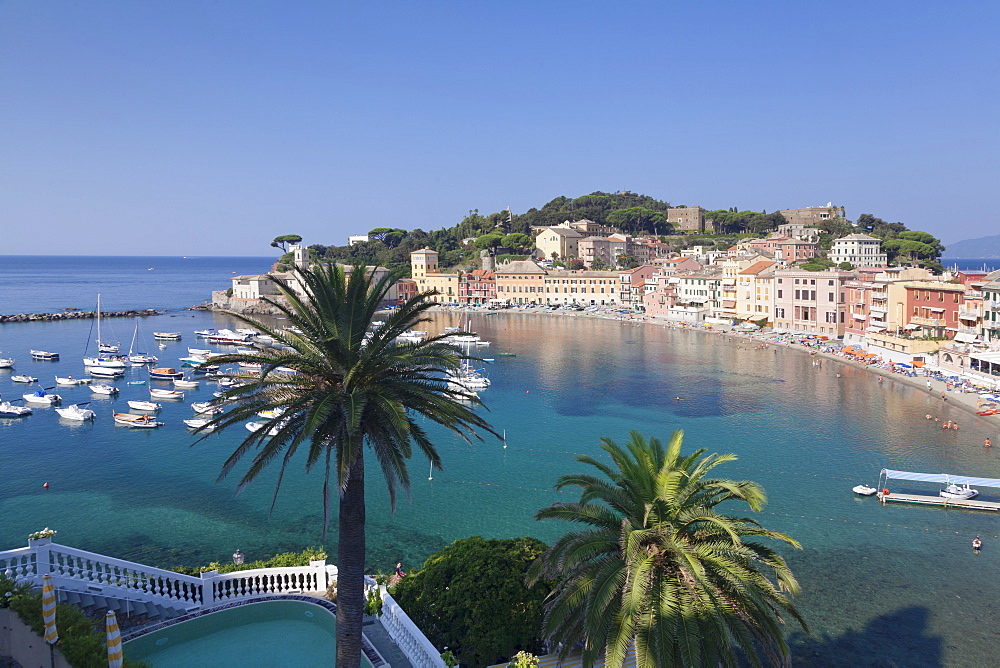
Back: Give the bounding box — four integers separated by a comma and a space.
96, 294, 102, 347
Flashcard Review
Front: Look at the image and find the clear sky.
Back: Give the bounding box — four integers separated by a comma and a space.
2, 1, 997, 255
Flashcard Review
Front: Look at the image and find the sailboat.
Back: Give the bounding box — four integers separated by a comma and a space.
83, 295, 129, 368
127, 319, 158, 364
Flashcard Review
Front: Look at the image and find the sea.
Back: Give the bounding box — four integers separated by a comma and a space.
2, 255, 1000, 667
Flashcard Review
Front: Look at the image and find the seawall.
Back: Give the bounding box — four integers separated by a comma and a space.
0, 309, 161, 323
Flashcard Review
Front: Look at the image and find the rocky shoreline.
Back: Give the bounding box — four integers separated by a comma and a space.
0, 309, 161, 323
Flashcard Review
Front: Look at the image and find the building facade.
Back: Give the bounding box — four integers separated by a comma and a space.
665, 206, 705, 233
772, 269, 855, 336
829, 234, 888, 268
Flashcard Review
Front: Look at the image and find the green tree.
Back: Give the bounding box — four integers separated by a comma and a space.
606, 207, 667, 235
501, 233, 534, 253
528, 431, 805, 668
393, 536, 550, 668
475, 233, 504, 252
590, 257, 608, 270
271, 234, 303, 252
203, 265, 496, 666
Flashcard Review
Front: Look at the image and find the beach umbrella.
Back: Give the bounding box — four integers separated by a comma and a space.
106, 610, 123, 668
41, 574, 58, 646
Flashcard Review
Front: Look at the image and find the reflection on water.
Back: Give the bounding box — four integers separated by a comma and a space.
2, 308, 999, 665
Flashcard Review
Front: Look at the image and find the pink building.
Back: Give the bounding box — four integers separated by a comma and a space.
773, 269, 855, 336
745, 236, 818, 263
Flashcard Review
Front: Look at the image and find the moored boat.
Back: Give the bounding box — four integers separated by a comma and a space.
55, 403, 96, 421
128, 400, 161, 411
0, 398, 32, 417
87, 366, 125, 378
191, 401, 223, 415
852, 484, 878, 496
173, 378, 199, 389
149, 388, 184, 399
30, 350, 59, 360
0, 357, 14, 369
90, 384, 119, 395
183, 418, 215, 431
113, 412, 163, 428
11, 375, 37, 383
56, 376, 89, 386
153, 332, 182, 340
149, 367, 184, 380
23, 389, 61, 405
940, 483, 979, 500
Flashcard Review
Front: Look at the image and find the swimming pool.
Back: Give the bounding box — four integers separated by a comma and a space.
124, 599, 375, 667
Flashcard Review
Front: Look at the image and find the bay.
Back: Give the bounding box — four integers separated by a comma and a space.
1, 256, 999, 666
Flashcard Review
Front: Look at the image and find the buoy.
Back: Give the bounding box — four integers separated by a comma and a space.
526, 390, 530, 394
43, 482, 49, 489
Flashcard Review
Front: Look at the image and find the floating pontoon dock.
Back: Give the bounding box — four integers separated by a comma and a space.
877, 469, 1000, 511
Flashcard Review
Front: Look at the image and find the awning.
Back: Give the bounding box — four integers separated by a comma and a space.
928, 307, 945, 312
866, 326, 887, 332
905, 323, 921, 330
853, 314, 867, 321
882, 469, 1000, 489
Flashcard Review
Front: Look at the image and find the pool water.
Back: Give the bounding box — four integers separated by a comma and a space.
124, 600, 373, 668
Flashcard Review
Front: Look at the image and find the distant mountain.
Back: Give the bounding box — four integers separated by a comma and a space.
943, 234, 1000, 259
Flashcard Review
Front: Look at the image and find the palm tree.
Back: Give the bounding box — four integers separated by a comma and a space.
201, 264, 497, 666
528, 431, 806, 668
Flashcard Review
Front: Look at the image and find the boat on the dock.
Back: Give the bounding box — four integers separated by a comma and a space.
940, 483, 979, 500
56, 403, 96, 421
853, 484, 878, 496
30, 350, 59, 360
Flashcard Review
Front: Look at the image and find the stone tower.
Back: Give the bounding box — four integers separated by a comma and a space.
480, 249, 495, 272
291, 244, 309, 270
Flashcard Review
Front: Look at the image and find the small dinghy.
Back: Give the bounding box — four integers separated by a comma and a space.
183, 418, 215, 432
11, 375, 37, 383
128, 400, 161, 411
150, 388, 184, 399
0, 398, 32, 417
173, 378, 200, 389
192, 401, 223, 415
90, 384, 119, 395
852, 484, 878, 496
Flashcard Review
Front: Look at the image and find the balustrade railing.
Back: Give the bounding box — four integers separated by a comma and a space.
2, 540, 443, 661
380, 590, 446, 667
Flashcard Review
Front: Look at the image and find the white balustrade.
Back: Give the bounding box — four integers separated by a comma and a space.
0, 547, 35, 580
208, 562, 327, 604
380, 590, 446, 668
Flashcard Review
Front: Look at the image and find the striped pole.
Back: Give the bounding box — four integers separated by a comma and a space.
41, 574, 58, 645
106, 610, 123, 668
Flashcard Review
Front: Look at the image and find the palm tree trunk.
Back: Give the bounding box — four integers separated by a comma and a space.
336, 450, 366, 667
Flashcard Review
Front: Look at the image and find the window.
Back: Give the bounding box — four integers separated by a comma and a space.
913, 306, 919, 316
939, 292, 944, 302
777, 290, 782, 298
826, 312, 837, 323
828, 280, 834, 286
829, 292, 834, 301
811, 279, 816, 285
775, 307, 785, 318
811, 291, 816, 300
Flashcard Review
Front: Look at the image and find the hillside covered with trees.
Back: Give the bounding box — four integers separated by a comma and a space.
285, 192, 943, 275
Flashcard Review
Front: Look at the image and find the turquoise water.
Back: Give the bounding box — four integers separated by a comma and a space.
123, 600, 373, 668
3, 257, 1000, 665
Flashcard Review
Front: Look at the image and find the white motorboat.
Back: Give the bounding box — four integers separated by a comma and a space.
0, 356, 15, 369
23, 390, 61, 405
179, 356, 208, 366
173, 378, 200, 389
194, 328, 217, 337
940, 483, 979, 500
87, 366, 125, 378
55, 403, 96, 421
153, 332, 182, 340
257, 408, 282, 420
0, 398, 32, 417
192, 401, 223, 415
150, 388, 184, 399
83, 355, 129, 369
852, 484, 878, 496
56, 376, 90, 386
128, 400, 161, 411
113, 412, 163, 428
183, 418, 215, 431
11, 375, 37, 383
245, 421, 266, 432
188, 348, 212, 356
30, 350, 59, 360
90, 384, 119, 395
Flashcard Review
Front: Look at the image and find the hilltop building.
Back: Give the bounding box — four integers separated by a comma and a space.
778, 204, 845, 226
665, 206, 705, 233
829, 234, 888, 268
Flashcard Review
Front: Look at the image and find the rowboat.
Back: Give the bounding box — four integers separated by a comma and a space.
192, 402, 223, 415
113, 412, 163, 428
149, 388, 184, 399
128, 400, 161, 411
153, 332, 182, 340
173, 379, 200, 389
183, 418, 215, 431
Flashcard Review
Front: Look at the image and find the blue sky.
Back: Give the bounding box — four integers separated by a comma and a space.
2, 1, 996, 255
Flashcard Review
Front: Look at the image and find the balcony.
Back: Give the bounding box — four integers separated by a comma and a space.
958, 309, 979, 320
909, 316, 944, 328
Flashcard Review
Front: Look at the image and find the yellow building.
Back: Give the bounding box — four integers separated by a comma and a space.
410, 248, 458, 303
494, 260, 547, 304
543, 270, 620, 305
735, 261, 778, 322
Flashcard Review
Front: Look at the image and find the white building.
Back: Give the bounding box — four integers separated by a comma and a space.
829, 234, 887, 268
